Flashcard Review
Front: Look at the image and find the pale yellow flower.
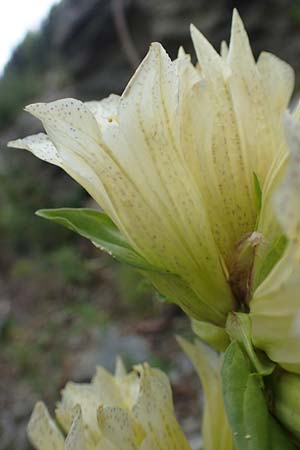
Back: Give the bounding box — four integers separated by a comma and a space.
27, 360, 192, 450
9, 9, 300, 359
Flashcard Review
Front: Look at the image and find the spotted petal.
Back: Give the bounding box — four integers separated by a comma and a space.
132, 364, 191, 450
27, 402, 64, 450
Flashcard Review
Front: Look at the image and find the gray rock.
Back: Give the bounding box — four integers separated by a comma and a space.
71, 325, 151, 380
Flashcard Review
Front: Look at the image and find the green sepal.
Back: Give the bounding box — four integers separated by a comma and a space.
36, 208, 160, 272
226, 312, 275, 376
222, 342, 298, 450
243, 374, 269, 450
191, 318, 230, 352
269, 416, 298, 450
222, 342, 251, 450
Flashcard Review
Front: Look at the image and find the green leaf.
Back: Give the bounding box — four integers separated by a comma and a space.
36, 208, 159, 271
243, 374, 269, 450
191, 318, 230, 352
222, 342, 250, 450
253, 172, 262, 213
226, 313, 275, 376
222, 342, 297, 450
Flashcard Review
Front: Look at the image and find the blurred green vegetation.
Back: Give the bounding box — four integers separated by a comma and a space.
0, 168, 79, 254
0, 30, 46, 129
0, 70, 42, 129
114, 265, 155, 315
290, 0, 300, 25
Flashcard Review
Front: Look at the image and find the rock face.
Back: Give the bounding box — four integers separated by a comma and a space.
2, 0, 299, 139
5, 0, 300, 105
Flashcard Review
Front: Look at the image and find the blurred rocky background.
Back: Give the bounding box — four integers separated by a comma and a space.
0, 0, 299, 449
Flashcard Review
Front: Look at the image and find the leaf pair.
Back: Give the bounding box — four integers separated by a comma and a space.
222, 342, 296, 450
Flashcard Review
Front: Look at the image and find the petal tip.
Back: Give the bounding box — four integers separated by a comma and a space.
232, 8, 241, 21
24, 102, 46, 119
149, 41, 169, 60
190, 23, 201, 41
230, 8, 246, 38
7, 139, 20, 149
24, 103, 40, 112
231, 8, 245, 33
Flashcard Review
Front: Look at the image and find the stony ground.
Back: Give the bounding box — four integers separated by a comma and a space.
0, 249, 203, 450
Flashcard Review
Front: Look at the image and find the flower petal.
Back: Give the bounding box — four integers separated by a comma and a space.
8, 133, 62, 165
257, 52, 294, 117
85, 94, 120, 130
97, 406, 145, 449
110, 40, 233, 322
92, 366, 127, 406
31, 46, 233, 322
178, 338, 234, 450
8, 127, 117, 222
250, 115, 300, 372
227, 10, 293, 290
64, 406, 87, 450
228, 9, 279, 186
27, 402, 65, 450
9, 37, 235, 323
132, 364, 191, 450
115, 356, 127, 378
190, 18, 257, 265
220, 41, 229, 60
114, 43, 228, 285
56, 382, 102, 443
